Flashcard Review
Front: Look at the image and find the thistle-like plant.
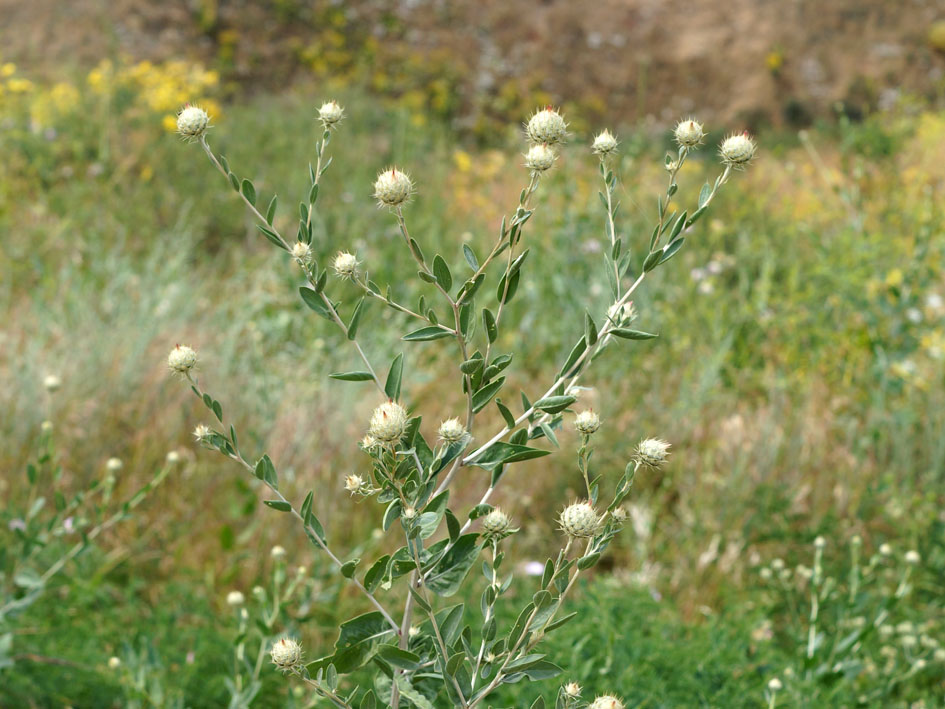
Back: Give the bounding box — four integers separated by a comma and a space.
166, 103, 752, 707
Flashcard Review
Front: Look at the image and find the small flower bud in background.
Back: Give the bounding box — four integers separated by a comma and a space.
437, 417, 467, 444
41, 420, 53, 433
43, 374, 62, 392
814, 536, 826, 550
373, 168, 414, 208
559, 501, 600, 538
108, 656, 121, 670
592, 130, 618, 157
524, 144, 557, 173
588, 695, 625, 709
574, 410, 601, 435
270, 637, 303, 672
525, 107, 568, 145
317, 100, 344, 128
674, 118, 704, 148
106, 457, 123, 473
481, 508, 513, 538
176, 105, 210, 140
403, 506, 417, 521
291, 241, 312, 264
167, 344, 198, 375
226, 590, 245, 607
635, 438, 671, 467
719, 132, 756, 168
166, 450, 181, 465
905, 550, 921, 565
768, 678, 782, 691
332, 251, 359, 279
563, 681, 582, 698
369, 400, 408, 444
271, 545, 287, 561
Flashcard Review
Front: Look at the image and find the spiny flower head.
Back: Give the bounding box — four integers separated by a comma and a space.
167, 344, 198, 375
563, 681, 582, 698
369, 400, 408, 444
525, 107, 568, 145
611, 506, 630, 524
481, 508, 513, 538
574, 410, 601, 435
176, 104, 210, 140
592, 129, 619, 157
332, 251, 359, 279
373, 168, 414, 208
524, 143, 557, 173
437, 417, 467, 444
719, 132, 757, 168
559, 501, 601, 538
674, 118, 705, 148
360, 434, 378, 451
344, 474, 368, 495
317, 100, 344, 128
291, 241, 312, 263
270, 637, 303, 671
588, 695, 625, 709
635, 438, 671, 467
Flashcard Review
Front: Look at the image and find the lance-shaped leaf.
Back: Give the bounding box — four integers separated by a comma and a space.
308, 612, 396, 673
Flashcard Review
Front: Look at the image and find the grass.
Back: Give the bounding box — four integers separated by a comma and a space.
3, 79, 945, 706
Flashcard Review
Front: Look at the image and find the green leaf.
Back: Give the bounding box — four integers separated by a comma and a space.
659, 237, 685, 264
610, 328, 658, 340
417, 491, 450, 540
426, 534, 480, 597
403, 326, 453, 342
463, 244, 479, 270
642, 250, 662, 272
394, 677, 436, 709
467, 443, 551, 472
385, 353, 404, 401
308, 611, 396, 673
519, 660, 563, 681
376, 646, 422, 670
265, 195, 278, 225
298, 287, 334, 319
698, 181, 712, 208
471, 377, 505, 413
309, 182, 319, 205
263, 500, 291, 512
482, 308, 498, 343
257, 224, 288, 251
329, 371, 375, 382
432, 254, 453, 292
240, 179, 256, 205
254, 455, 278, 489
584, 312, 598, 346
558, 337, 587, 378
532, 395, 576, 414
347, 297, 366, 340
495, 399, 516, 429
577, 553, 601, 570
340, 558, 361, 578
359, 691, 376, 709
363, 555, 390, 593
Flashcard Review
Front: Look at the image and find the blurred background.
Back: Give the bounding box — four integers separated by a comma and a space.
2, 1, 945, 706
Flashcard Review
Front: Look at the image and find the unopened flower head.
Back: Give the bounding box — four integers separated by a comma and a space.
332, 251, 359, 279
768, 678, 782, 691
814, 536, 826, 550
108, 656, 121, 669
193, 424, 212, 447
291, 241, 312, 263
574, 410, 601, 435
559, 501, 600, 538
879, 543, 893, 556
359, 435, 378, 451
165, 450, 181, 465
607, 300, 637, 325
611, 506, 630, 524
563, 682, 582, 698
481, 508, 513, 538
437, 417, 467, 444
344, 474, 368, 495
525, 107, 568, 145
106, 457, 123, 473
373, 168, 414, 208
270, 637, 303, 671
369, 400, 408, 444
271, 545, 287, 560
176, 105, 210, 140
43, 374, 62, 392
905, 550, 921, 565
635, 438, 671, 467
167, 344, 198, 375
592, 130, 619, 157
588, 695, 624, 709
226, 590, 245, 606
719, 132, 757, 168
674, 118, 705, 148
524, 144, 557, 173
317, 100, 344, 128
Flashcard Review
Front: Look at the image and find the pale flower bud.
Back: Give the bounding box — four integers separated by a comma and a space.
166, 450, 181, 465
193, 424, 212, 447
270, 637, 303, 671
271, 545, 287, 560
814, 536, 826, 550
674, 118, 704, 148
559, 501, 600, 538
525, 107, 568, 145
879, 543, 892, 556
167, 344, 198, 375
574, 410, 601, 435
719, 132, 757, 168
369, 401, 408, 444
588, 695, 624, 709
481, 508, 513, 538
108, 656, 121, 669
317, 100, 344, 128
373, 168, 414, 208
437, 417, 467, 444
344, 474, 367, 495
176, 105, 210, 140
563, 682, 582, 698
226, 590, 245, 606
592, 130, 618, 157
360, 435, 378, 451
635, 438, 671, 467
905, 550, 921, 565
403, 506, 417, 520
106, 457, 123, 473
768, 678, 782, 691
291, 241, 312, 263
43, 374, 62, 392
523, 144, 557, 173
332, 251, 359, 279
611, 506, 629, 524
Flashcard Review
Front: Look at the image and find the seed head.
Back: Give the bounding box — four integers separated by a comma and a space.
635, 438, 671, 467
592, 130, 619, 157
559, 501, 601, 538
563, 682, 582, 698
481, 508, 513, 538
176, 105, 210, 140
167, 344, 198, 375
226, 590, 245, 606
588, 695, 624, 709
523, 144, 557, 173
574, 410, 601, 435
369, 400, 408, 444
317, 100, 344, 128
106, 457, 123, 473
373, 168, 414, 208
43, 374, 62, 392
332, 251, 359, 279
525, 107, 568, 145
291, 241, 312, 264
719, 132, 757, 168
271, 545, 287, 560
905, 550, 921, 565
674, 118, 705, 148
270, 637, 303, 672
437, 417, 467, 444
